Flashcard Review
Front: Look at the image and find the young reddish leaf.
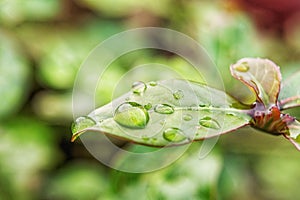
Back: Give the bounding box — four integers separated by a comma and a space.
282, 119, 300, 151
230, 58, 281, 107
279, 70, 300, 110
71, 79, 251, 146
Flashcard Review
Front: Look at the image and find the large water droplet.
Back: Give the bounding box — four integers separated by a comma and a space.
72, 116, 97, 134
163, 127, 187, 142
114, 102, 149, 129
132, 81, 147, 94
183, 114, 192, 121
173, 90, 184, 100
199, 116, 220, 129
154, 104, 174, 114
235, 62, 249, 72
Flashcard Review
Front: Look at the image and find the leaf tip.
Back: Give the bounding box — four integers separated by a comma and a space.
71, 133, 79, 142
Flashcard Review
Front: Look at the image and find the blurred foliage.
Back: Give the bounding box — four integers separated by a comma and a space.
0, 0, 300, 199
0, 117, 59, 200
0, 0, 61, 26
0, 31, 30, 119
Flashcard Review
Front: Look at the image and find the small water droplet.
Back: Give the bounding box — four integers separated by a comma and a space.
154, 104, 174, 114
144, 103, 152, 110
142, 136, 150, 141
199, 116, 220, 129
226, 112, 236, 116
72, 116, 96, 134
159, 120, 165, 125
163, 127, 187, 142
149, 81, 157, 86
173, 90, 184, 100
114, 102, 149, 129
235, 62, 249, 72
132, 81, 147, 94
183, 114, 192, 121
199, 103, 210, 107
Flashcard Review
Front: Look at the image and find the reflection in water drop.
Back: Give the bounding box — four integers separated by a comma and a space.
173, 90, 184, 100
132, 81, 147, 94
235, 62, 249, 72
163, 127, 187, 142
154, 104, 174, 114
114, 102, 149, 129
199, 116, 220, 129
72, 116, 97, 134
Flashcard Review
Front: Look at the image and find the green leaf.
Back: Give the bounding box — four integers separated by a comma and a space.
72, 79, 251, 146
279, 70, 300, 110
282, 119, 300, 151
230, 58, 281, 106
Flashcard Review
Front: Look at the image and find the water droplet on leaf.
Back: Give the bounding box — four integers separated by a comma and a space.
114, 102, 149, 129
154, 104, 174, 114
72, 116, 97, 134
132, 81, 147, 94
199, 116, 220, 129
144, 103, 152, 110
160, 120, 165, 125
142, 136, 150, 141
173, 90, 184, 100
235, 62, 249, 72
149, 81, 157, 86
183, 114, 192, 121
163, 127, 187, 142
226, 112, 236, 116
199, 103, 210, 108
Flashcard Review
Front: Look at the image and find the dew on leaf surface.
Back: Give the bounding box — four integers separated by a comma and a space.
199, 116, 220, 129
114, 102, 149, 129
154, 104, 174, 114
163, 127, 187, 142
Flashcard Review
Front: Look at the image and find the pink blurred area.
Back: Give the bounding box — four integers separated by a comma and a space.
233, 0, 300, 36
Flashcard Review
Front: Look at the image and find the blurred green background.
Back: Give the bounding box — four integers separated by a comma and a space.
1, 0, 300, 199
